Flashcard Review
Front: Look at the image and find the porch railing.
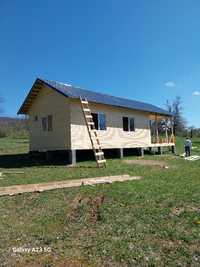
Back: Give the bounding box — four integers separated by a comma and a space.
151, 133, 175, 144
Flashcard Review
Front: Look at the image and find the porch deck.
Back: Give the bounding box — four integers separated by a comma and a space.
149, 142, 175, 148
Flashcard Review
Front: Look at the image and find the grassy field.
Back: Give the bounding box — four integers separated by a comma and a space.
0, 137, 200, 266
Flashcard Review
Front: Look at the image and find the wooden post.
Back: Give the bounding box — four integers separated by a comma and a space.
170, 118, 174, 143
117, 148, 124, 159
155, 115, 159, 143
69, 150, 76, 165
171, 145, 176, 154
139, 148, 144, 157
165, 118, 168, 143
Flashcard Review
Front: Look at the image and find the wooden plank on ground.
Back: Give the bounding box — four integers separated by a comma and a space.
0, 175, 142, 197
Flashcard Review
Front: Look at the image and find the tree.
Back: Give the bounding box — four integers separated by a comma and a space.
166, 96, 186, 135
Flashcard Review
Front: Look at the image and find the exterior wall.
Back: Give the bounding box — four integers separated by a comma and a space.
28, 85, 71, 151
70, 99, 152, 150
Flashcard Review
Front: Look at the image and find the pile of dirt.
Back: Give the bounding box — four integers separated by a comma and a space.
68, 194, 105, 223
123, 159, 169, 169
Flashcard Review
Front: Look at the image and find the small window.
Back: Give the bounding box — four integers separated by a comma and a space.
123, 116, 135, 132
42, 117, 47, 131
91, 112, 106, 130
91, 113, 98, 130
123, 117, 129, 131
98, 113, 106, 130
48, 115, 53, 131
130, 118, 135, 131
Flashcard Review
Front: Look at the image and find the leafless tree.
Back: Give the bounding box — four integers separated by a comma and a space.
166, 96, 186, 135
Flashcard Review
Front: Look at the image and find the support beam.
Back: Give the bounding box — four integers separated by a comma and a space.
155, 114, 159, 143
117, 148, 124, 159
171, 145, 176, 154
68, 150, 76, 165
165, 118, 168, 143
170, 117, 175, 143
139, 148, 144, 157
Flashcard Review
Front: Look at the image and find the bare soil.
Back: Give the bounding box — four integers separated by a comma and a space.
123, 159, 169, 168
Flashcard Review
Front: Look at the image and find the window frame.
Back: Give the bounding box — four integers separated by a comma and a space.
98, 112, 106, 130
41, 115, 53, 132
47, 115, 53, 131
122, 116, 135, 132
42, 117, 47, 131
91, 112, 106, 131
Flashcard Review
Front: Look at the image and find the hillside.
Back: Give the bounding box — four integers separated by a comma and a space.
0, 116, 28, 138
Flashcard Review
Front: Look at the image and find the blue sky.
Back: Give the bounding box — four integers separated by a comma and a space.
0, 0, 200, 126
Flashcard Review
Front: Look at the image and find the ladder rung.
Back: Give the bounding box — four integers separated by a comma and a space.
86, 115, 92, 119
95, 152, 104, 156
83, 108, 91, 112
88, 122, 94, 125
97, 159, 106, 164
81, 100, 88, 104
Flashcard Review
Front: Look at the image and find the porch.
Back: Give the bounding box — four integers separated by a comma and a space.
149, 113, 175, 147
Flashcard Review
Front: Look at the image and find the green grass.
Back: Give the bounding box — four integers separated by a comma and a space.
0, 137, 200, 266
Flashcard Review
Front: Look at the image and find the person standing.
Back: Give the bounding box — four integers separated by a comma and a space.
184, 137, 192, 157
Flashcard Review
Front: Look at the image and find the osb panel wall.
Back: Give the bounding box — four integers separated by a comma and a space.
28, 85, 71, 151
70, 99, 151, 150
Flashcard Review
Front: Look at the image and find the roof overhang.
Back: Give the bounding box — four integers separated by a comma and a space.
17, 79, 44, 115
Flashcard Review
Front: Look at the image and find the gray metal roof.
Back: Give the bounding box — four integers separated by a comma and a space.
18, 78, 172, 116
41, 79, 171, 116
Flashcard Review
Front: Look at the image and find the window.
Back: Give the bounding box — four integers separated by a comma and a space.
99, 113, 106, 130
42, 117, 47, 131
34, 115, 38, 122
41, 115, 53, 131
48, 115, 53, 131
91, 112, 106, 130
130, 118, 135, 131
91, 113, 98, 130
123, 117, 129, 131
123, 117, 135, 132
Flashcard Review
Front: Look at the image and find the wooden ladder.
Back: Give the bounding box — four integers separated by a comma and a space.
80, 97, 106, 168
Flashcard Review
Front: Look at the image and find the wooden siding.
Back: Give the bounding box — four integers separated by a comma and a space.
28, 85, 71, 151
70, 99, 152, 150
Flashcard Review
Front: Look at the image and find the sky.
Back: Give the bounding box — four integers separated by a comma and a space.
0, 0, 200, 127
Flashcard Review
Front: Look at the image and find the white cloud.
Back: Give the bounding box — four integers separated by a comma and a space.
193, 91, 200, 96
165, 81, 176, 87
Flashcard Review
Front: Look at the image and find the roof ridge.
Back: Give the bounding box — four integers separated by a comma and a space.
43, 79, 165, 110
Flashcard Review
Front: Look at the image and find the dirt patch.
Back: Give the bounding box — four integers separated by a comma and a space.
68, 194, 105, 223
123, 159, 169, 168
171, 206, 200, 217
171, 207, 185, 216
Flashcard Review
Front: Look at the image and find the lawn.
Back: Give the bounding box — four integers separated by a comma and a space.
0, 137, 200, 266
